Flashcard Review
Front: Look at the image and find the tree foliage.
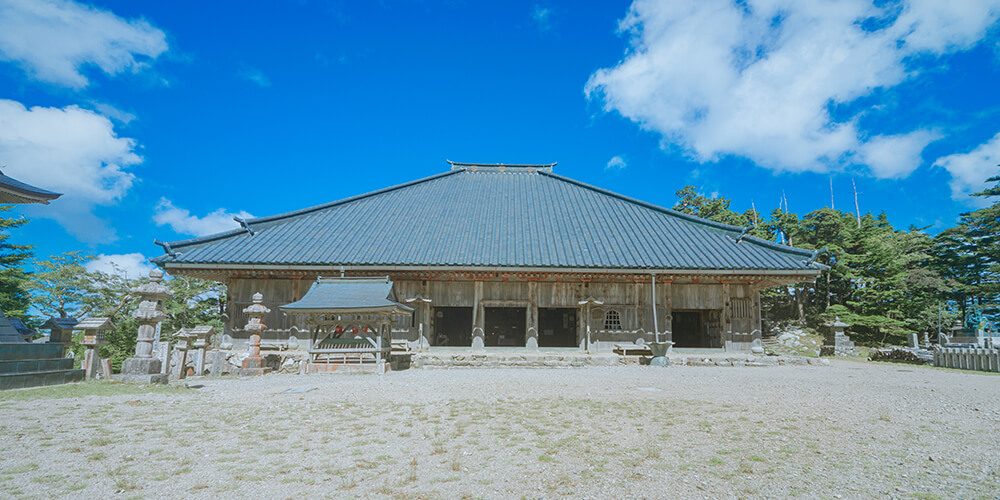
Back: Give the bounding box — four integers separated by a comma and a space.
0, 205, 32, 320
672, 182, 997, 346
28, 255, 226, 370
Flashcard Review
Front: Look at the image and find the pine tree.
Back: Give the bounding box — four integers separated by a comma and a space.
0, 205, 32, 319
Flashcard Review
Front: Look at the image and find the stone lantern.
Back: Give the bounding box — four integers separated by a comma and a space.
820, 317, 856, 357
241, 292, 271, 376
118, 269, 172, 384
76, 317, 114, 380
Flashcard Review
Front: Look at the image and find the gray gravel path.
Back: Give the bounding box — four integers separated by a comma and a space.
1, 360, 998, 499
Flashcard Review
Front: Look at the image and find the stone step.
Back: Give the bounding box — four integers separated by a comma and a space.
0, 369, 85, 390
0, 343, 65, 361
0, 357, 74, 375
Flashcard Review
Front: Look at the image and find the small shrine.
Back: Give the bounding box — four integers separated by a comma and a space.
41, 317, 78, 356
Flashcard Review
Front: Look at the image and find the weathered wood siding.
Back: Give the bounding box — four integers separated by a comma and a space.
227, 277, 762, 351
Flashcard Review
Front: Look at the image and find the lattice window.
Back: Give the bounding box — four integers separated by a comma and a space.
731, 298, 752, 319
604, 309, 623, 330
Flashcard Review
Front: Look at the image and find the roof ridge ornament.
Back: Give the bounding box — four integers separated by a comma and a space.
234, 216, 255, 236
806, 247, 828, 265
734, 227, 751, 244
446, 160, 556, 173
154, 239, 176, 257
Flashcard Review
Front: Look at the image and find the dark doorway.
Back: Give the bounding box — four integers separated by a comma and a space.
538, 308, 578, 347
485, 307, 526, 347
672, 311, 706, 347
433, 307, 472, 346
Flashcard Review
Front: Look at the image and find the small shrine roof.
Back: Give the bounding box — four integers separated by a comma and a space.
76, 317, 115, 331
41, 317, 79, 330
280, 277, 412, 315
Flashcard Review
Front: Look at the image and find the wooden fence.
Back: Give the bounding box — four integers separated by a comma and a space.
933, 346, 1000, 372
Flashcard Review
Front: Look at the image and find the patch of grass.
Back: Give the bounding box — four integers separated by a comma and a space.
538, 454, 555, 462
3, 463, 38, 474
87, 453, 106, 461
0, 382, 185, 401
709, 457, 725, 465
113, 476, 140, 492
749, 455, 766, 462
89, 437, 114, 446
30, 474, 64, 485
65, 482, 87, 492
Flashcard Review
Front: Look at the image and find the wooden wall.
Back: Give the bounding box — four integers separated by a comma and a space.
227, 276, 762, 351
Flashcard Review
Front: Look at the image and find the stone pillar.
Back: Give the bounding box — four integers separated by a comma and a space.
118, 269, 172, 384
191, 326, 214, 376
173, 330, 195, 379
76, 317, 113, 380
240, 292, 271, 376
663, 280, 673, 344
80, 337, 103, 380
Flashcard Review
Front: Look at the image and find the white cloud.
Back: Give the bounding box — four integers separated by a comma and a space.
91, 102, 136, 124
532, 5, 552, 31
0, 0, 168, 89
586, 0, 1000, 177
153, 198, 253, 237
606, 155, 627, 170
85, 253, 155, 280
240, 67, 271, 87
933, 132, 1000, 201
857, 130, 941, 179
0, 99, 141, 243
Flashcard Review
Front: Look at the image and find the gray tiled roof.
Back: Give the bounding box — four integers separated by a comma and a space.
0, 171, 61, 204
153, 165, 822, 271
280, 277, 412, 313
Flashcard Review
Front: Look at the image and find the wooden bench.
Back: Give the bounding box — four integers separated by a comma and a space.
613, 343, 651, 356
309, 337, 390, 365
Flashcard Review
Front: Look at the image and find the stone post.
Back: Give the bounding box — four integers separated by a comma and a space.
191, 326, 214, 376
118, 269, 172, 384
173, 330, 196, 379
80, 336, 102, 380
76, 318, 113, 380
240, 292, 271, 376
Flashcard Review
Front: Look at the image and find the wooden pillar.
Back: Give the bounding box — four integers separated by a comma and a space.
753, 287, 762, 340
472, 280, 484, 350
722, 282, 732, 351
634, 280, 643, 342
526, 281, 539, 349
664, 280, 673, 343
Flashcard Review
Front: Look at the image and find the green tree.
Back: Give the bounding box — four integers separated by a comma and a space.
0, 205, 32, 319
28, 251, 99, 318
673, 186, 751, 227
29, 253, 226, 370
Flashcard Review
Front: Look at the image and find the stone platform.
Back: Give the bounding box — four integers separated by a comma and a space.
408, 348, 828, 369
0, 343, 84, 390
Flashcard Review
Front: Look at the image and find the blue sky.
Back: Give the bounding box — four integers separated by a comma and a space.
1, 0, 999, 277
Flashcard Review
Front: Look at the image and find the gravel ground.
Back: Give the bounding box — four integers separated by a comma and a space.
1, 360, 998, 499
